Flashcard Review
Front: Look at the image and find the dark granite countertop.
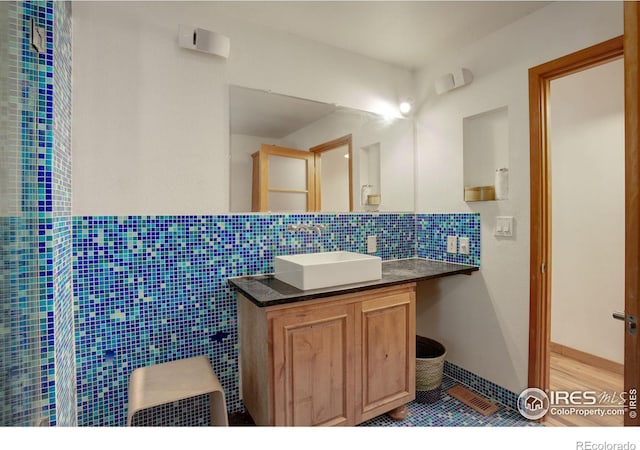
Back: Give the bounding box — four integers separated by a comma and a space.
227, 257, 479, 307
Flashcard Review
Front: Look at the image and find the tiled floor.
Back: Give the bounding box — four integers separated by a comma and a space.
359, 375, 536, 427
229, 375, 537, 427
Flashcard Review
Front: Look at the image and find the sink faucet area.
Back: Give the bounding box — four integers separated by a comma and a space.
274, 251, 382, 290
285, 223, 327, 235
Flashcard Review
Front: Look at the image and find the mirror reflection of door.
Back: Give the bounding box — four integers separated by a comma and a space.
310, 135, 353, 212
251, 144, 316, 212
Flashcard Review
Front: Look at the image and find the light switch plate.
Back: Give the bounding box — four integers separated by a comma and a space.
495, 216, 514, 237
459, 237, 470, 255
447, 236, 457, 254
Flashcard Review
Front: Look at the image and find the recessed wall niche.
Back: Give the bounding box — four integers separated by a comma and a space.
359, 142, 381, 211
463, 106, 509, 202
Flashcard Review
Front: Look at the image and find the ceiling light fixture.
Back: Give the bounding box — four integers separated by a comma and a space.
399, 98, 413, 116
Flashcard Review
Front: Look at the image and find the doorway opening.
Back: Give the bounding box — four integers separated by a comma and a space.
545, 57, 625, 426
310, 134, 353, 212
527, 35, 640, 426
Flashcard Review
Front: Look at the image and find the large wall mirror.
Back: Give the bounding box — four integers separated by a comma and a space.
229, 85, 415, 213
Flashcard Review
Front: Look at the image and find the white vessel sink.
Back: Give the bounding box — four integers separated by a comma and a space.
274, 251, 382, 291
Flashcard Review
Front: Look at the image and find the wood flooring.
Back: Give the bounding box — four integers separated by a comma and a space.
544, 351, 624, 427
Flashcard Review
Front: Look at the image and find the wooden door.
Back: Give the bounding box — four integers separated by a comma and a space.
357, 288, 416, 423
271, 303, 355, 426
624, 1, 640, 427
528, 35, 625, 398
251, 144, 316, 212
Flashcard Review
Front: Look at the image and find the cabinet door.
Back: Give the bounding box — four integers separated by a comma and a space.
357, 290, 416, 423
271, 303, 355, 426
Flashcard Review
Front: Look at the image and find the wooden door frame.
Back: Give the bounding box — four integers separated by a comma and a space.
251, 144, 316, 212
310, 134, 353, 212
623, 2, 640, 427
528, 35, 624, 394
529, 28, 639, 426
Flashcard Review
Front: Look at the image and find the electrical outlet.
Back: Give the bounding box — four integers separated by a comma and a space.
367, 235, 377, 253
447, 236, 457, 254
459, 237, 470, 255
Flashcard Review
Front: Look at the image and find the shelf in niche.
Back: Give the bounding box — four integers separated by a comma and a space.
464, 185, 494, 202
463, 186, 509, 202
463, 106, 509, 203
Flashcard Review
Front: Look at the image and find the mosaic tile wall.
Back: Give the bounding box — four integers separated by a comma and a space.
0, 215, 18, 426
416, 213, 481, 266
0, 1, 19, 426
52, 0, 76, 427
0, 1, 51, 427
0, 2, 20, 219
30, 1, 58, 425
0, 1, 74, 427
72, 213, 415, 426
444, 361, 519, 411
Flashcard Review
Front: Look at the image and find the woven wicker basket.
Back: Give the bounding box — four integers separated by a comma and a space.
415, 336, 447, 404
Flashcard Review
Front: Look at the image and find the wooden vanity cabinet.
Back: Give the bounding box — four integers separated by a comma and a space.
272, 300, 355, 426
237, 283, 416, 426
357, 289, 416, 423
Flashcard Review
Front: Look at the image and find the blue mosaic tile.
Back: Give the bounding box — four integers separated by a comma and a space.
51, 0, 75, 427
359, 375, 537, 427
1, 1, 56, 427
416, 213, 480, 266
1, 0, 74, 427
443, 361, 520, 412
72, 213, 416, 426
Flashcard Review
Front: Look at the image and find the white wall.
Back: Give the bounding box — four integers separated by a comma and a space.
550, 59, 625, 364
413, 1, 622, 393
360, 143, 382, 212
72, 1, 412, 215
319, 144, 350, 212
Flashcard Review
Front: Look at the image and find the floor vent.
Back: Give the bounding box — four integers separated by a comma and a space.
445, 385, 499, 416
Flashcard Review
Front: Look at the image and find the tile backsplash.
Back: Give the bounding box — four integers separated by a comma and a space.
416, 213, 480, 266
72, 213, 418, 425
72, 212, 479, 426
